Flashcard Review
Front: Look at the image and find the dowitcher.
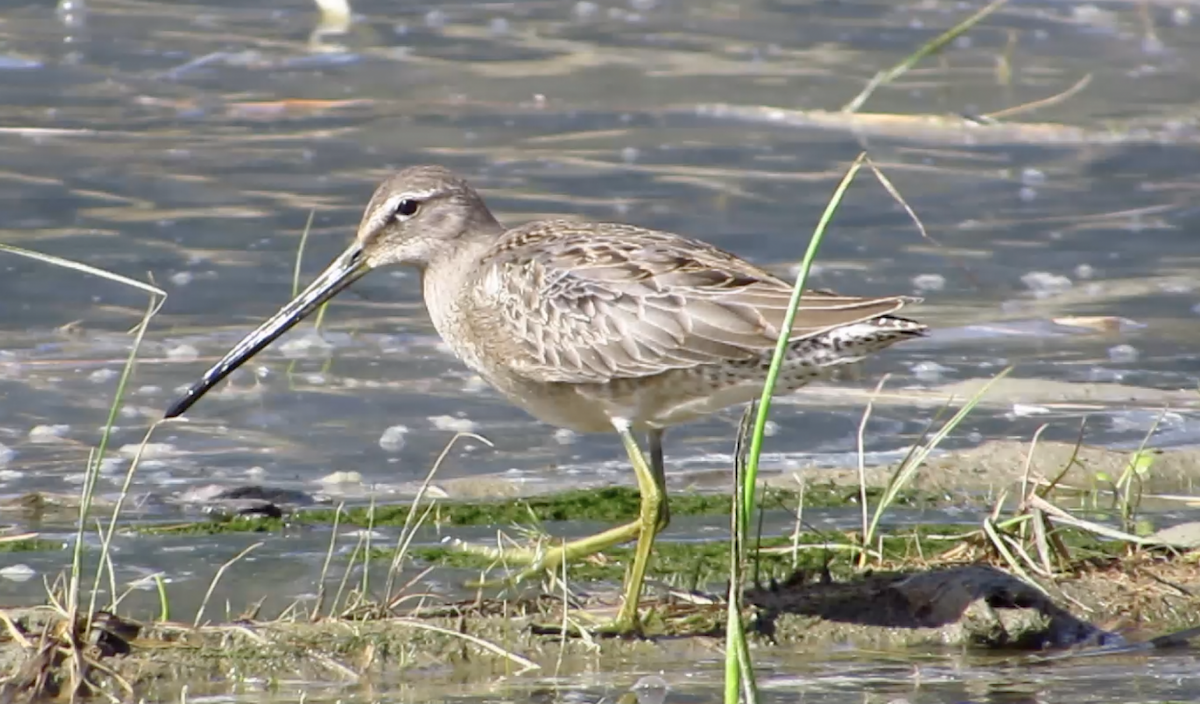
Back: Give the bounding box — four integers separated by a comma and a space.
164, 165, 927, 633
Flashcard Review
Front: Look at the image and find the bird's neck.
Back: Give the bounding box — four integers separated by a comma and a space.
420, 231, 498, 349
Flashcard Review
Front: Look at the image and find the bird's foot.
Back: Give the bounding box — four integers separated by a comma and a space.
530, 612, 645, 639
449, 519, 644, 589
452, 539, 570, 590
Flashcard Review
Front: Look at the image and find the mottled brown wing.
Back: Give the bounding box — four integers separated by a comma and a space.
470, 220, 915, 384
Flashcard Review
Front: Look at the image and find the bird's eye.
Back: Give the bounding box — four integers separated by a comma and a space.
395, 198, 420, 218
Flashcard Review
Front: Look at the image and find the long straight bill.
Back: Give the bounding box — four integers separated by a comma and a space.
163, 244, 369, 419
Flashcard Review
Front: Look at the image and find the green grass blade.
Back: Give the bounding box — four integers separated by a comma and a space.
864, 366, 1013, 550
725, 404, 758, 704
741, 153, 867, 535
842, 0, 1009, 113
726, 154, 866, 703
5, 242, 166, 633
0, 243, 166, 309
72, 291, 161, 633
292, 209, 317, 297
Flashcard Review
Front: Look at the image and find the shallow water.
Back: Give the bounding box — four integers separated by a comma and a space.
1, 0, 1200, 699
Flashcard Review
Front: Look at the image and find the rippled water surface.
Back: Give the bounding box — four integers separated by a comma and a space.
2, 0, 1200, 700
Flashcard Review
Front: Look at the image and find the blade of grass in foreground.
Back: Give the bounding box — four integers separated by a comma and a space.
740, 153, 866, 535
725, 404, 758, 704
74, 298, 160, 633
860, 365, 1014, 566
0, 243, 167, 314
724, 153, 867, 704
0, 244, 168, 655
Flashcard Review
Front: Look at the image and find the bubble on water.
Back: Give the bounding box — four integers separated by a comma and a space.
488, 17, 509, 35
393, 22, 408, 36
169, 271, 193, 286
967, 431, 983, 444
320, 470, 363, 485
344, 528, 386, 541
574, 1, 598, 19
554, 428, 577, 444
1074, 263, 1094, 280
1018, 186, 1037, 202
0, 353, 22, 379
1107, 344, 1139, 364
912, 361, 952, 383
424, 9, 446, 28
1020, 271, 1072, 297
1173, 7, 1192, 25
430, 415, 478, 433
630, 675, 670, 704
1110, 409, 1182, 434
1126, 213, 1148, 232
0, 443, 14, 465
763, 420, 779, 437
379, 425, 409, 452
1010, 404, 1051, 417
1072, 5, 1118, 28
29, 424, 70, 444
166, 344, 199, 362
137, 385, 162, 396
89, 368, 118, 384
1020, 168, 1046, 186
788, 262, 825, 279
911, 273, 945, 292
280, 333, 332, 358
56, 0, 86, 29
620, 146, 639, 164
99, 457, 125, 474
1086, 366, 1124, 383
119, 442, 178, 459
953, 35, 971, 49
125, 575, 162, 592
462, 375, 488, 394
0, 564, 35, 582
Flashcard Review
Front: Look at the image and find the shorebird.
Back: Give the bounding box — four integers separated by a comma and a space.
164, 165, 927, 634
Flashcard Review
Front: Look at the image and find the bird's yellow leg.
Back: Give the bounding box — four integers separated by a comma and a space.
610, 426, 668, 633
458, 426, 669, 634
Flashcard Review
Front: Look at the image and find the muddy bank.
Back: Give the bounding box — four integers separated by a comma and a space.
4, 438, 1199, 701
756, 438, 1200, 497
3, 552, 1198, 701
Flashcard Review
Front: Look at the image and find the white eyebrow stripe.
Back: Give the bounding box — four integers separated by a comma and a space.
392, 188, 440, 203
368, 190, 441, 231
